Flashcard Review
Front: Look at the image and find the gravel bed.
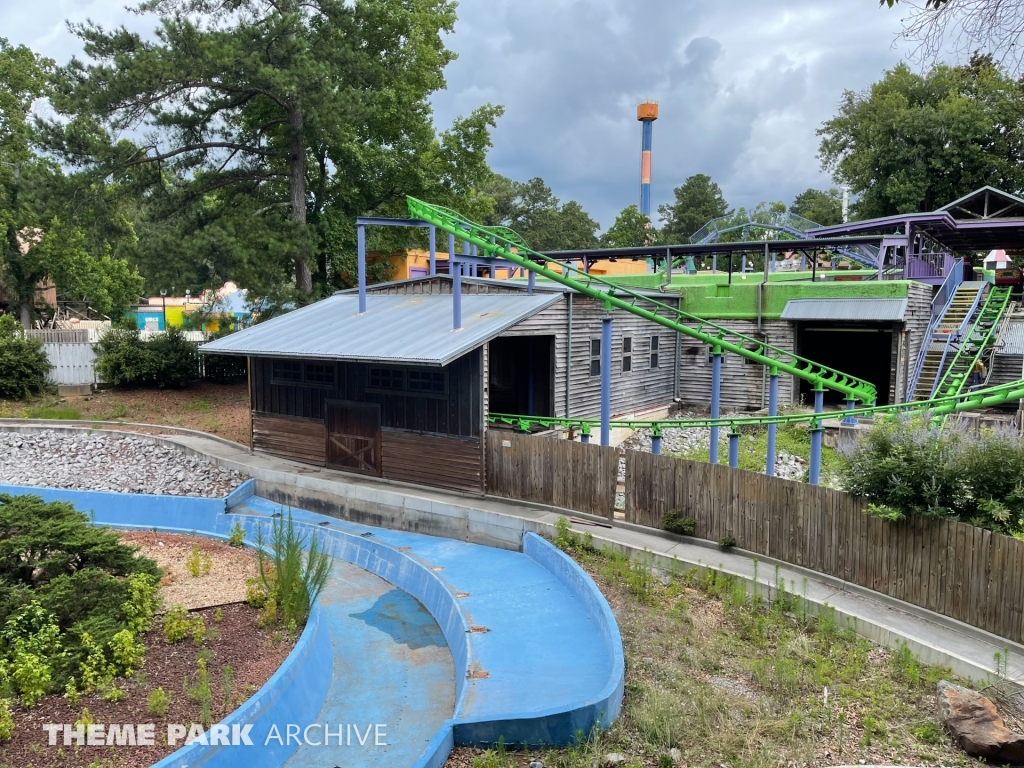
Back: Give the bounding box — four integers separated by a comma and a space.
120, 531, 259, 610
0, 430, 247, 496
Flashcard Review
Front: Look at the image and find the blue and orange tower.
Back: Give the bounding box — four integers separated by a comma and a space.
637, 102, 658, 219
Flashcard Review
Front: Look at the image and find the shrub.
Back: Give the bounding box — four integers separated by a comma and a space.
0, 698, 12, 742
0, 315, 51, 399
121, 573, 161, 634
94, 326, 199, 389
162, 605, 190, 644
185, 544, 212, 578
661, 511, 697, 535
147, 686, 171, 717
228, 521, 246, 548
838, 414, 1024, 535
108, 630, 145, 677
254, 511, 332, 628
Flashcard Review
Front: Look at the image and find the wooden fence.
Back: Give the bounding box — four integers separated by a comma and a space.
486, 431, 1024, 645
486, 431, 618, 518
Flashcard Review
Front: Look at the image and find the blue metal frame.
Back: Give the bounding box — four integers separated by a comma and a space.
765, 371, 778, 476
710, 349, 722, 464
600, 313, 612, 446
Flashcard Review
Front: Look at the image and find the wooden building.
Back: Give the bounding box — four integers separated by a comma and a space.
203, 275, 932, 494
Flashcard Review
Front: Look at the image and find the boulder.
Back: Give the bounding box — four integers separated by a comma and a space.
937, 680, 1024, 762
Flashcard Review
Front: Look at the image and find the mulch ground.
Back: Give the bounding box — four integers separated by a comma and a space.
0, 603, 294, 768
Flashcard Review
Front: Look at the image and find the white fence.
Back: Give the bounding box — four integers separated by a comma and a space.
24, 328, 210, 387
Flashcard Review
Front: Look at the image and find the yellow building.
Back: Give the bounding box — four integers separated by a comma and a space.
382, 250, 649, 281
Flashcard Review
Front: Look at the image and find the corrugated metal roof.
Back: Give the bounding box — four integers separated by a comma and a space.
999, 323, 1024, 355
200, 293, 561, 366
780, 298, 908, 322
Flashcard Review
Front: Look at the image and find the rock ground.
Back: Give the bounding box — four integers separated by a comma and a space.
0, 430, 247, 497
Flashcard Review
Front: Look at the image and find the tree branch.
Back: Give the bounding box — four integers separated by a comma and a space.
125, 141, 276, 166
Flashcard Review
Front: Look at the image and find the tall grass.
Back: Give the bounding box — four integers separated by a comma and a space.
254, 510, 333, 627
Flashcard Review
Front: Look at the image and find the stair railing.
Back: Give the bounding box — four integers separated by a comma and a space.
928, 284, 990, 399
905, 259, 964, 399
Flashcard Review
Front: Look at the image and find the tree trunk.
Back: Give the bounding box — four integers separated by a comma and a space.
19, 302, 30, 330
287, 100, 312, 294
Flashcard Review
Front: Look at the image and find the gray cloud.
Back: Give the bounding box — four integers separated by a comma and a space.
3, 0, 918, 231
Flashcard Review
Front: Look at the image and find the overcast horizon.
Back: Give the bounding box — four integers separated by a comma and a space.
2, 0, 933, 231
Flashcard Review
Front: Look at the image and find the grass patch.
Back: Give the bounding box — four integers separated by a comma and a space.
22, 405, 82, 420
465, 523, 970, 768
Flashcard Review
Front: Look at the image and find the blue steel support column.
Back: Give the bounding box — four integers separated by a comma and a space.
842, 400, 858, 426
600, 311, 613, 446
728, 427, 740, 468
809, 385, 824, 486
449, 233, 461, 330
651, 429, 662, 455
357, 223, 367, 314
463, 239, 470, 277
428, 226, 436, 276
712, 254, 717, 274
765, 368, 779, 476
710, 347, 722, 464
528, 269, 535, 294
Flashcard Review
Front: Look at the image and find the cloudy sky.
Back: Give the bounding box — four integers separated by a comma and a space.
2, 0, 926, 231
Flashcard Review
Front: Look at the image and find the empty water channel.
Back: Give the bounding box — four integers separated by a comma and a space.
0, 483, 622, 768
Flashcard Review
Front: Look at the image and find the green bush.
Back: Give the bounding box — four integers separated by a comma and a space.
0, 315, 51, 399
838, 414, 1024, 535
162, 605, 190, 644
0, 698, 11, 742
147, 686, 170, 717
660, 511, 697, 535
0, 495, 161, 705
94, 326, 199, 389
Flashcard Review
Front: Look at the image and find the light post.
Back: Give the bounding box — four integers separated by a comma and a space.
159, 289, 167, 331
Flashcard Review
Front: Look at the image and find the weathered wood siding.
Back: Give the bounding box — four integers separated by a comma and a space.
901, 282, 933, 402
497, 300, 569, 417
364, 275, 545, 295
252, 413, 326, 466
383, 430, 482, 493
250, 350, 483, 439
486, 430, 617, 517
564, 295, 682, 418
675, 319, 796, 410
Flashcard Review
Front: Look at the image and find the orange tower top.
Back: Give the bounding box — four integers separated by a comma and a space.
637, 102, 659, 121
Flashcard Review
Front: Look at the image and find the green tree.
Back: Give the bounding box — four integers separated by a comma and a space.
818, 56, 1024, 218
479, 175, 599, 251
658, 174, 730, 243
790, 188, 843, 226
0, 40, 144, 326
600, 204, 655, 248
0, 39, 51, 327
41, 0, 499, 298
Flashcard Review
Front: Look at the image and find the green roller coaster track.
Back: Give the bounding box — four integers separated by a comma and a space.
929, 286, 1013, 400
407, 197, 879, 404
487, 378, 1024, 437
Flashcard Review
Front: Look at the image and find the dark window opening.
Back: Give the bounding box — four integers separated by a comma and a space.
590, 338, 601, 377
488, 336, 555, 416
622, 356, 632, 373
408, 370, 445, 393
369, 367, 404, 390
304, 362, 335, 385
651, 353, 659, 369
651, 336, 660, 351
272, 360, 302, 383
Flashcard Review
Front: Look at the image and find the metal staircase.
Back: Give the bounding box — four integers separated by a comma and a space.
911, 284, 1012, 401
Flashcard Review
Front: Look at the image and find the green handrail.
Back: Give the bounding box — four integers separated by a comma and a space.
407, 197, 878, 403
487, 377, 1024, 436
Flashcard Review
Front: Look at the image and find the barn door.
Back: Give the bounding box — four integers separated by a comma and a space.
325, 401, 381, 476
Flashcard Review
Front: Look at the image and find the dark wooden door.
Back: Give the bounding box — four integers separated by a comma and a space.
326, 401, 382, 476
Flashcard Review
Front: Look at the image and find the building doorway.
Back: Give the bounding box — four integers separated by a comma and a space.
326, 400, 382, 476
488, 336, 555, 417
796, 324, 894, 405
